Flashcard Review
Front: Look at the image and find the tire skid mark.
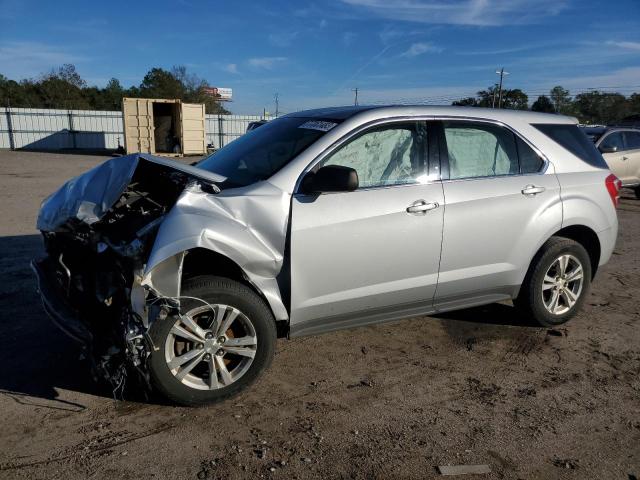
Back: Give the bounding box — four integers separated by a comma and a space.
0, 423, 175, 471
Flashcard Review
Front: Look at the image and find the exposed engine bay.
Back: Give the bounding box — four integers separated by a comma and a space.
33, 155, 221, 397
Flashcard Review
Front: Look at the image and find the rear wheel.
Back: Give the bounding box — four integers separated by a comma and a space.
515, 237, 591, 326
148, 276, 276, 406
634, 186, 640, 199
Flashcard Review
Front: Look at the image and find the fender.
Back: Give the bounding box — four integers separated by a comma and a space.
558, 171, 617, 233
142, 183, 292, 321
557, 170, 618, 265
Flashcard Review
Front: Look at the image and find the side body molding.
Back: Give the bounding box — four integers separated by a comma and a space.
142, 182, 291, 321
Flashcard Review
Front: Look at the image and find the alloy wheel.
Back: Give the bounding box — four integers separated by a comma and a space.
164, 304, 257, 390
541, 254, 584, 315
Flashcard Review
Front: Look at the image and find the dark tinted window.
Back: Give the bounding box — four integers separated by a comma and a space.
600, 132, 625, 151
532, 124, 607, 169
581, 127, 606, 142
624, 131, 640, 150
443, 121, 518, 179
197, 117, 337, 187
516, 137, 545, 173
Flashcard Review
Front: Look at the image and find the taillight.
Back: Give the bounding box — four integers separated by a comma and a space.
605, 174, 622, 207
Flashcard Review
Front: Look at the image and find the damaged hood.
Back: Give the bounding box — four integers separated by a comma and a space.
37, 153, 226, 232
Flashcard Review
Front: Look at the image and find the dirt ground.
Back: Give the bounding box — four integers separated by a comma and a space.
0, 150, 638, 480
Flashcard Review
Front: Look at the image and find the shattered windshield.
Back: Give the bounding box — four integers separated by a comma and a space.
196, 117, 338, 187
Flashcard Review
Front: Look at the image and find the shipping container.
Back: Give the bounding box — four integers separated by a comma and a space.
122, 98, 206, 156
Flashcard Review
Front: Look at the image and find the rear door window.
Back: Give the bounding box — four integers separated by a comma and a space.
516, 137, 545, 174
442, 122, 519, 179
532, 124, 607, 168
623, 131, 640, 150
600, 132, 625, 152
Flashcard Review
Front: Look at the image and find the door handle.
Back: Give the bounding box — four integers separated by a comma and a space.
622, 156, 629, 161
521, 185, 546, 196
406, 200, 439, 214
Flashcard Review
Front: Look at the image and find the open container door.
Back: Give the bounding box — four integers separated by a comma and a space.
180, 102, 207, 155
122, 98, 154, 154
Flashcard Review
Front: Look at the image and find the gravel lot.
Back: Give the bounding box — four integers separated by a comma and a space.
0, 150, 639, 479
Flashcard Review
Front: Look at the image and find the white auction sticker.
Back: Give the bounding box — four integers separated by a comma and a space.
298, 120, 337, 132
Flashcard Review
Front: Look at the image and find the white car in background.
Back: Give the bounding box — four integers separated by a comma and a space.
583, 126, 640, 198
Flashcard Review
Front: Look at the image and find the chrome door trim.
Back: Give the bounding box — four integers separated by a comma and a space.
293, 115, 550, 194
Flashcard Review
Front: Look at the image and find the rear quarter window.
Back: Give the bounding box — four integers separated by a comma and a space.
533, 124, 608, 169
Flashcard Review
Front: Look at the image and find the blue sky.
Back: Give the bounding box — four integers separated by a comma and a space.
1, 0, 640, 114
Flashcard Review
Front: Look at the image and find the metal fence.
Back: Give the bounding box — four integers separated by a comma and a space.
0, 107, 272, 151
206, 114, 272, 149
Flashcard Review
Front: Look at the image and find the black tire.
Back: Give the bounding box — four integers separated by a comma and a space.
515, 237, 592, 327
148, 275, 276, 407
635, 186, 640, 200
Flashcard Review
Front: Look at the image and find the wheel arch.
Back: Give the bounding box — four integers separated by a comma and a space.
182, 249, 289, 337
549, 224, 601, 279
143, 248, 290, 336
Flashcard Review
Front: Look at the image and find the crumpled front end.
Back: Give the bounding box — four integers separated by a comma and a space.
33, 154, 222, 394
142, 181, 291, 322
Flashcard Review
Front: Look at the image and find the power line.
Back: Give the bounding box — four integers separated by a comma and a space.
364, 84, 640, 107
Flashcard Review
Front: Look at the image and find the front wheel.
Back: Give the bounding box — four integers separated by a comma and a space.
148, 275, 276, 406
634, 186, 640, 200
515, 237, 591, 327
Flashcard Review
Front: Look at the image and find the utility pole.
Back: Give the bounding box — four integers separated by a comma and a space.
352, 87, 359, 106
495, 68, 509, 108
274, 93, 279, 117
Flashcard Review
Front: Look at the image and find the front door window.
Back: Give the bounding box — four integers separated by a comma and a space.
321, 123, 427, 187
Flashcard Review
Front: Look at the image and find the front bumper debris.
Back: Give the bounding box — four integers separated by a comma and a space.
31, 257, 93, 347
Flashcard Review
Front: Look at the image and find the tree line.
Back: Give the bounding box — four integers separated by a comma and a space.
2, 64, 638, 125
0, 64, 230, 114
452, 85, 640, 125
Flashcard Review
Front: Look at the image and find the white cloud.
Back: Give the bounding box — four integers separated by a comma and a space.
0, 41, 86, 79
379, 27, 404, 45
458, 44, 543, 55
223, 63, 239, 74
340, 0, 568, 26
606, 40, 640, 51
550, 66, 640, 91
247, 57, 287, 69
400, 42, 441, 57
343, 31, 357, 46
268, 31, 298, 47
297, 84, 483, 110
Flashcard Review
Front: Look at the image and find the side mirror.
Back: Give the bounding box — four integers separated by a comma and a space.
599, 145, 618, 154
302, 165, 359, 194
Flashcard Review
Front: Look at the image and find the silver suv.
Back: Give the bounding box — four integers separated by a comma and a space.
33, 106, 619, 406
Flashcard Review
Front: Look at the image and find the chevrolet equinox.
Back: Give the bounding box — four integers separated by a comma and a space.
33, 106, 619, 406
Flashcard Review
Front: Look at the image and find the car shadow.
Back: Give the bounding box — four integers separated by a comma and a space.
0, 234, 121, 410
432, 302, 546, 351
0, 233, 543, 407
434, 302, 539, 327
